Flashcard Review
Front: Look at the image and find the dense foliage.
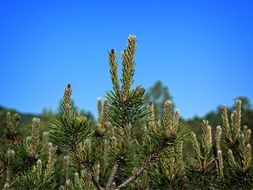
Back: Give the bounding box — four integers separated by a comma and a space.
0, 36, 252, 189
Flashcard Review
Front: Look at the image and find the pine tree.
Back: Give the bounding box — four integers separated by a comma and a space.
0, 35, 252, 189
145, 80, 175, 120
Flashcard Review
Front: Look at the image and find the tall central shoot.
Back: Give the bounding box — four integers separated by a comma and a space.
107, 35, 146, 129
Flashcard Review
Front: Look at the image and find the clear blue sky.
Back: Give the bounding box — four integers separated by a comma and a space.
0, 0, 252, 119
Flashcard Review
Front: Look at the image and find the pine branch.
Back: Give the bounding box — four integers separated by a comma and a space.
43, 142, 57, 182
61, 84, 72, 125
115, 146, 163, 190
121, 35, 136, 98
105, 160, 119, 190
5, 112, 21, 148
3, 150, 15, 190
108, 49, 121, 97
50, 84, 92, 152
91, 172, 104, 190
29, 118, 40, 158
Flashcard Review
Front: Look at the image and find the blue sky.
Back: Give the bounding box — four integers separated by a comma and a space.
0, 0, 252, 119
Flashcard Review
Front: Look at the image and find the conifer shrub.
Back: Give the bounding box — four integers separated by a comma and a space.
0, 36, 252, 189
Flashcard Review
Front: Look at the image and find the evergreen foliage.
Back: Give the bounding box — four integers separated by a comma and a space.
0, 36, 252, 189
